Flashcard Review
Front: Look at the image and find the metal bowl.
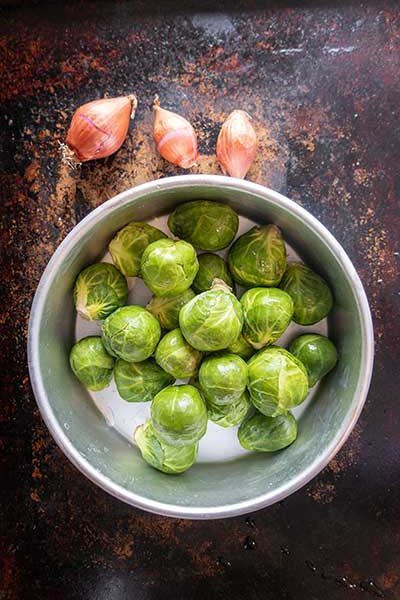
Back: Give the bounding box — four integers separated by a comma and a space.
28, 175, 374, 519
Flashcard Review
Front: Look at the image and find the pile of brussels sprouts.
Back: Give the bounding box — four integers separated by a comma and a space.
70, 200, 338, 475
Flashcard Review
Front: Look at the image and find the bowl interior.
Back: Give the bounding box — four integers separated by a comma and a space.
76, 212, 329, 462
29, 177, 372, 518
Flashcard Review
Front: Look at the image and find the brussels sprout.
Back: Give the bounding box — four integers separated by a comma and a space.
289, 333, 338, 387
141, 239, 199, 297
207, 391, 251, 428
114, 358, 174, 402
238, 412, 297, 452
228, 225, 287, 287
199, 352, 248, 406
241, 288, 294, 349
179, 280, 243, 351
151, 384, 207, 447
135, 421, 197, 474
69, 336, 114, 391
102, 306, 161, 362
247, 346, 309, 416
279, 262, 333, 325
192, 253, 233, 294
73, 263, 128, 321
155, 329, 202, 379
109, 222, 167, 277
227, 333, 255, 360
168, 200, 239, 251
146, 288, 195, 330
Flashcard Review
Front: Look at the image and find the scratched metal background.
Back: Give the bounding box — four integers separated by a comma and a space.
1, 1, 399, 599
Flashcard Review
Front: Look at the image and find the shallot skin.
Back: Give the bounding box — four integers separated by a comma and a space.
153, 97, 198, 169
216, 110, 257, 179
66, 95, 137, 162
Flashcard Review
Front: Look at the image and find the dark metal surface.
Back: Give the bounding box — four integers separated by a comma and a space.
0, 1, 399, 598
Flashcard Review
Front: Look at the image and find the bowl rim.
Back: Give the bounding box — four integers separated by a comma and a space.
28, 174, 374, 519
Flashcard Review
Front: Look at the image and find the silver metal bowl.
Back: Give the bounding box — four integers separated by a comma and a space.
28, 175, 374, 519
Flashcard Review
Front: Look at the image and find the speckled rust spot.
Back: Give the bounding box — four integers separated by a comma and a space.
31, 465, 42, 480
30, 490, 41, 503
353, 167, 370, 185
328, 423, 362, 475
186, 539, 221, 577
114, 540, 134, 559
381, 570, 399, 591
307, 482, 337, 504
0, 550, 20, 600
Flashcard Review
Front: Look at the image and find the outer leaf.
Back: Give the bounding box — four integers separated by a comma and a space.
147, 288, 195, 330
207, 391, 251, 428
241, 287, 293, 349
192, 253, 233, 293
238, 412, 297, 451
289, 333, 338, 387
102, 306, 161, 362
228, 225, 286, 287
179, 284, 243, 352
168, 200, 238, 251
141, 239, 199, 297
227, 333, 255, 360
155, 329, 202, 379
73, 263, 128, 321
199, 352, 248, 405
280, 262, 333, 325
247, 346, 309, 416
151, 384, 208, 447
69, 336, 114, 391
135, 421, 198, 474
109, 222, 166, 277
114, 358, 174, 402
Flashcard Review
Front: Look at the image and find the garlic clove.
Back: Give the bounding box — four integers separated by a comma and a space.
66, 95, 137, 162
153, 96, 198, 169
216, 110, 257, 179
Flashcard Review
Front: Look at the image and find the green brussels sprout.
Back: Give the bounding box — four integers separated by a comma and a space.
151, 384, 207, 447
168, 200, 239, 251
227, 333, 255, 360
192, 253, 233, 294
241, 288, 294, 349
199, 352, 248, 406
247, 346, 309, 416
69, 336, 114, 391
289, 333, 338, 387
135, 421, 197, 474
108, 222, 167, 277
207, 391, 251, 428
114, 358, 174, 402
146, 288, 195, 330
73, 263, 128, 321
238, 412, 297, 452
228, 225, 287, 287
179, 280, 243, 351
102, 306, 161, 362
279, 262, 333, 325
155, 329, 202, 379
141, 239, 199, 297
